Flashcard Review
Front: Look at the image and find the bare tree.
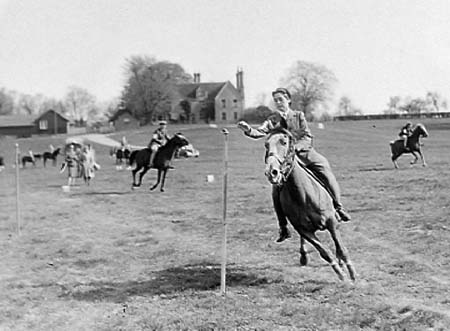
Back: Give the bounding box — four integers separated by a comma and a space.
280, 61, 338, 120
337, 96, 361, 115
64, 86, 96, 125
385, 96, 402, 114
426, 91, 447, 112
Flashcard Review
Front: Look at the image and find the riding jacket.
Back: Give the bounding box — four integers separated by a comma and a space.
149, 127, 170, 147
399, 125, 413, 138
244, 109, 313, 151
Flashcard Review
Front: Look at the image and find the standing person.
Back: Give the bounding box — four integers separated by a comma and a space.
398, 122, 413, 150
237, 87, 351, 243
148, 121, 171, 167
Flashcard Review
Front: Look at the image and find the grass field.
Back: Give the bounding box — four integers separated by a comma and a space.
0, 119, 449, 330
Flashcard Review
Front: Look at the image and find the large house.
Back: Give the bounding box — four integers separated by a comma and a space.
0, 110, 69, 138
170, 69, 245, 124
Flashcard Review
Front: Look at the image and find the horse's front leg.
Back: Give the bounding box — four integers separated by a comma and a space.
417, 149, 427, 167
410, 151, 419, 165
299, 236, 308, 266
150, 169, 161, 191
159, 169, 168, 192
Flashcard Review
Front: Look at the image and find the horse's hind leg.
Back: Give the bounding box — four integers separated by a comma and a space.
301, 231, 346, 281
139, 167, 150, 186
327, 219, 356, 281
299, 236, 308, 266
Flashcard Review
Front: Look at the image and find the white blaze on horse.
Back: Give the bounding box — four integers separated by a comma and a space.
265, 128, 356, 281
390, 123, 429, 169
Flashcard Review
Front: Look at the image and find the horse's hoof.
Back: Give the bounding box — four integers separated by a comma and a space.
300, 255, 308, 266
160, 188, 165, 192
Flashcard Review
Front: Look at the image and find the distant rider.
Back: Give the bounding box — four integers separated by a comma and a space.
148, 121, 171, 168
237, 87, 351, 243
399, 122, 413, 150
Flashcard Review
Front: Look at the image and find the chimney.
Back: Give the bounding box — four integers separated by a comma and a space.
194, 73, 201, 83
236, 67, 245, 100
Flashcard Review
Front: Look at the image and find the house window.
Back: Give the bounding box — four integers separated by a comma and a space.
221, 99, 226, 108
233, 99, 238, 108
123, 117, 130, 123
39, 120, 48, 130
234, 112, 238, 120
222, 112, 227, 120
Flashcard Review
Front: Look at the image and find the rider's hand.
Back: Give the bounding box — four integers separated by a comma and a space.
237, 121, 251, 133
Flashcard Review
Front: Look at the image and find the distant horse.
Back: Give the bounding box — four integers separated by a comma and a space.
129, 133, 189, 192
21, 155, 36, 167
0, 156, 4, 171
43, 148, 61, 167
264, 128, 356, 281
390, 123, 429, 169
115, 148, 131, 167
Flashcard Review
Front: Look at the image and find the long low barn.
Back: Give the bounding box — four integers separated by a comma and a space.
0, 110, 69, 138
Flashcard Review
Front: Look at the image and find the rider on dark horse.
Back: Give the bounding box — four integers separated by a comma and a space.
148, 121, 171, 168
399, 122, 413, 151
238, 87, 351, 243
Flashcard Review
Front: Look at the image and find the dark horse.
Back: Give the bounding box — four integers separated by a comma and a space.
115, 148, 131, 166
390, 123, 429, 169
265, 128, 356, 281
43, 148, 61, 167
21, 155, 36, 167
129, 133, 189, 192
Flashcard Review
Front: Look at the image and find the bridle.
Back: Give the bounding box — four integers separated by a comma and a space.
265, 131, 297, 185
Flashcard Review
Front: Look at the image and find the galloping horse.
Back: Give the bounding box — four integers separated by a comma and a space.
129, 133, 189, 192
43, 148, 61, 167
390, 123, 429, 169
265, 128, 356, 281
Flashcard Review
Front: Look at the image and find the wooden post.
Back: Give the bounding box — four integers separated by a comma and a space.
15, 143, 21, 235
220, 128, 229, 295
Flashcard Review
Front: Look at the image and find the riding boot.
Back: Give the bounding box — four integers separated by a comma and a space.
275, 227, 291, 243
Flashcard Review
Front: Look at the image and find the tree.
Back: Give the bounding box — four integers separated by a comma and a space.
426, 91, 447, 112
64, 86, 96, 125
280, 61, 338, 120
0, 88, 14, 115
122, 56, 192, 124
337, 96, 361, 116
400, 97, 426, 114
385, 96, 402, 114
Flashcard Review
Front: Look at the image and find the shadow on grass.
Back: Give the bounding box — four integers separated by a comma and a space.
70, 191, 132, 196
357, 166, 393, 172
65, 262, 278, 302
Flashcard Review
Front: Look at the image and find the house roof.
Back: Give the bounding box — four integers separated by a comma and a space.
0, 115, 35, 127
176, 82, 228, 101
109, 108, 136, 121
35, 109, 70, 122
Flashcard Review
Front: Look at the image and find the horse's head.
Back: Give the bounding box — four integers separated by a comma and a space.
414, 123, 429, 138
172, 133, 189, 148
264, 128, 295, 185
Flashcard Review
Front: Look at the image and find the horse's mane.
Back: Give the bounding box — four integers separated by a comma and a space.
267, 127, 293, 139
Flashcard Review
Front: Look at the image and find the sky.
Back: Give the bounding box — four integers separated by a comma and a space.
1, 0, 450, 114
